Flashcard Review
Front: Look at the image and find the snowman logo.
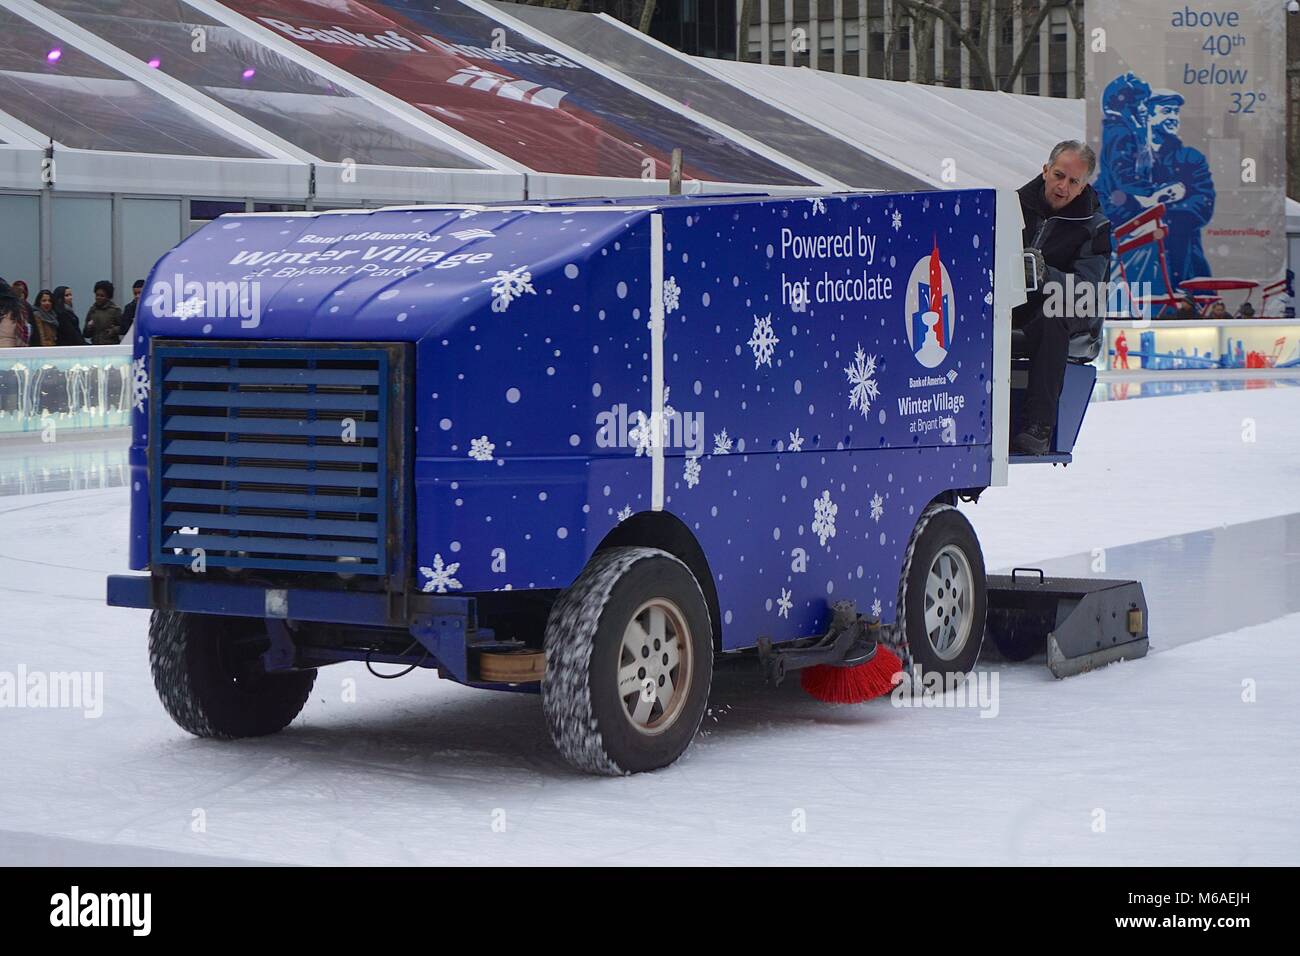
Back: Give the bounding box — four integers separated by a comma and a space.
903, 238, 957, 369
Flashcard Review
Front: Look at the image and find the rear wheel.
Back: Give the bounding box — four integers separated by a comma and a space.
148, 611, 316, 739
894, 504, 987, 681
542, 547, 713, 775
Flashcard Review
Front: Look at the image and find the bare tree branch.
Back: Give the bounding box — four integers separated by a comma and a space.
638, 0, 657, 35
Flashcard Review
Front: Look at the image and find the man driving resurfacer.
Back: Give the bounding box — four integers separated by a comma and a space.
1014, 141, 1112, 456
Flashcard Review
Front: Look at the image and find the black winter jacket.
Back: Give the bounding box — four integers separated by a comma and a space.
1015, 176, 1113, 337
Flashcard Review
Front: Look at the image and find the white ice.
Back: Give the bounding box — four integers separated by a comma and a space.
1, 385, 1297, 865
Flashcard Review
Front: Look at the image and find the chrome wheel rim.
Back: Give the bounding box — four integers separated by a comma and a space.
925, 545, 974, 661
617, 598, 692, 736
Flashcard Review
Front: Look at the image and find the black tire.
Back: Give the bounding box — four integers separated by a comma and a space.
542, 547, 713, 775
894, 504, 987, 682
148, 611, 316, 739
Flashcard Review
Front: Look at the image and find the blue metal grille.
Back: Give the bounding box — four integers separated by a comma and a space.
150, 344, 393, 577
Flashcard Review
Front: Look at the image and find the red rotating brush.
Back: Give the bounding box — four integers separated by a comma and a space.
800, 644, 904, 704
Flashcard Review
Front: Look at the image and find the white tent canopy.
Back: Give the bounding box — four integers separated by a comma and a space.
705, 58, 1086, 191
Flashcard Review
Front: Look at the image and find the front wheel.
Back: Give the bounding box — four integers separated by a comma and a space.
542, 547, 713, 775
895, 504, 987, 681
148, 611, 316, 739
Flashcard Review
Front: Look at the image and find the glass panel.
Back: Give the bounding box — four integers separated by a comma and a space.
0, 353, 132, 438
226, 0, 813, 185
0, 7, 266, 158
51, 196, 112, 326
0, 195, 40, 298
121, 197, 181, 301
38, 0, 488, 170
501, 2, 928, 191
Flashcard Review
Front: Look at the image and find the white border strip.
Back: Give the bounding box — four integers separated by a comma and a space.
650, 212, 665, 510
991, 187, 1026, 487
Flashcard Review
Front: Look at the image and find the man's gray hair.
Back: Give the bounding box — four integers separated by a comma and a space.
1049, 140, 1097, 176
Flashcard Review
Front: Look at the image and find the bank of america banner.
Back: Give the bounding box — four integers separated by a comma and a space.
1086, 2, 1288, 317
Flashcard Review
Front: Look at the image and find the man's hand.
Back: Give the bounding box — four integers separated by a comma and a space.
1024, 247, 1047, 289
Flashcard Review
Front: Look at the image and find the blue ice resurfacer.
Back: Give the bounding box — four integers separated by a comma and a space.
107, 190, 1148, 774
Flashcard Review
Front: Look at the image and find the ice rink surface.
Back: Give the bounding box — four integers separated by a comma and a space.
1, 384, 1298, 865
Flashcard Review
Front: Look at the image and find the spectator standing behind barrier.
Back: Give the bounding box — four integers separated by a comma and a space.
52, 286, 86, 346
1206, 301, 1229, 319
84, 280, 123, 345
30, 289, 61, 347
0, 276, 32, 347
1173, 295, 1198, 319
120, 279, 144, 337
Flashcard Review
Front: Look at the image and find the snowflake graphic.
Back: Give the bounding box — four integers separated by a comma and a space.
845, 345, 880, 418
776, 588, 793, 618
871, 598, 883, 619
131, 356, 150, 413
617, 505, 632, 523
891, 209, 903, 232
811, 490, 838, 547
870, 492, 884, 523
468, 435, 495, 461
712, 428, 733, 455
483, 266, 535, 313
174, 296, 206, 320
985, 268, 994, 306
628, 410, 654, 457
663, 276, 681, 314
419, 554, 462, 593
806, 197, 827, 216
683, 455, 701, 488
746, 313, 780, 369
788, 427, 804, 453
661, 386, 676, 443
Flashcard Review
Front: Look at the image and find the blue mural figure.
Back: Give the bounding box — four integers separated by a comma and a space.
1096, 80, 1216, 306
1095, 72, 1152, 223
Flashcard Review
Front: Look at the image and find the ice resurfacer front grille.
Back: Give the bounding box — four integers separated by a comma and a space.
150, 342, 405, 578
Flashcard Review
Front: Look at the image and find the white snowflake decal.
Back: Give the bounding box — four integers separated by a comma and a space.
806, 197, 827, 216
468, 435, 495, 461
746, 313, 780, 369
663, 276, 681, 314
683, 455, 701, 488
419, 554, 462, 593
845, 345, 880, 418
131, 356, 150, 413
811, 490, 838, 547
173, 296, 206, 320
483, 266, 536, 313
891, 209, 903, 232
628, 410, 654, 457
776, 588, 793, 618
617, 505, 632, 523
870, 492, 884, 523
712, 428, 733, 455
985, 268, 994, 306
871, 598, 883, 619
788, 427, 804, 452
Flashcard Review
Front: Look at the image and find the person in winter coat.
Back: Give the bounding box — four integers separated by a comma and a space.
0, 276, 31, 348
84, 280, 124, 345
119, 279, 145, 338
51, 286, 86, 346
1013, 141, 1113, 456
29, 289, 61, 347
